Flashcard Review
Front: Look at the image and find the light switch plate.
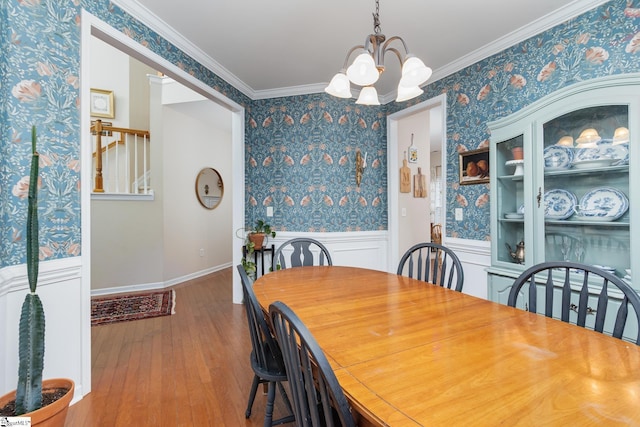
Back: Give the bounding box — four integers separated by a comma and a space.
266, 206, 273, 217
455, 208, 463, 221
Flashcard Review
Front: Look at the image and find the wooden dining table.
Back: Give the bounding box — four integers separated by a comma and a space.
253, 266, 640, 426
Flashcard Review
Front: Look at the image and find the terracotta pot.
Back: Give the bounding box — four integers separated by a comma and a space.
511, 147, 524, 160
248, 232, 265, 248
0, 378, 74, 427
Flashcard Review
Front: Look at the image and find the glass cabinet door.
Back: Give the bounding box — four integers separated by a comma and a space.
495, 135, 526, 265
541, 105, 630, 278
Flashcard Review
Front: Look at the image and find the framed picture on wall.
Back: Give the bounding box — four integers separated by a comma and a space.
459, 147, 489, 185
90, 88, 115, 118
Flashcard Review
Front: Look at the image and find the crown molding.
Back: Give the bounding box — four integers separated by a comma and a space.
425, 0, 610, 88
109, 0, 609, 103
252, 83, 328, 100
110, 0, 255, 99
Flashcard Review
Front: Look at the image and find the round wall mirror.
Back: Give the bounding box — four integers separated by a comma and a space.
196, 167, 223, 209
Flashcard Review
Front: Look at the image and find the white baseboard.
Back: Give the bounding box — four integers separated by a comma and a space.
90, 262, 233, 297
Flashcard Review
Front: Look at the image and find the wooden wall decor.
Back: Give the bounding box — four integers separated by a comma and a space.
400, 152, 411, 193
413, 167, 427, 198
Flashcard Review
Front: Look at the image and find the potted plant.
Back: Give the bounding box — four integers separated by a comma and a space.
503, 138, 523, 160
0, 127, 74, 426
247, 219, 276, 249
236, 220, 276, 279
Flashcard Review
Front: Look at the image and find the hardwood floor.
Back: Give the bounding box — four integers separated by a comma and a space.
67, 268, 294, 426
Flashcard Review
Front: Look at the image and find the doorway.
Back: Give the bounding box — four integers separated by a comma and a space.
80, 10, 246, 396
387, 94, 447, 270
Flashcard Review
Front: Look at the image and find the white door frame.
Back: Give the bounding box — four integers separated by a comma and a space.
387, 94, 447, 270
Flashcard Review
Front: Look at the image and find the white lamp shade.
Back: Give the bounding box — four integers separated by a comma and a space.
325, 72, 352, 98
346, 52, 379, 86
400, 56, 432, 87
396, 84, 423, 102
355, 86, 380, 105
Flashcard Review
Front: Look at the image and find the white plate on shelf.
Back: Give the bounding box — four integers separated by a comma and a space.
571, 158, 617, 169
504, 213, 524, 219
544, 189, 577, 220
597, 139, 628, 162
574, 215, 617, 222
594, 264, 615, 270
575, 187, 629, 221
543, 145, 573, 169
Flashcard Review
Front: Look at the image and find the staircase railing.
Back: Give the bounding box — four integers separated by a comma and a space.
90, 119, 151, 194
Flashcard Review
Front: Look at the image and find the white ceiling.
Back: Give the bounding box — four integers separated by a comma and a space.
117, 0, 606, 102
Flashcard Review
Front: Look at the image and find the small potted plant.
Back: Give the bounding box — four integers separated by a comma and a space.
247, 219, 276, 249
0, 127, 74, 426
503, 138, 523, 160
236, 219, 276, 278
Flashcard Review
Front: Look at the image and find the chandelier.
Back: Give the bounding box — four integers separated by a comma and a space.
324, 0, 432, 105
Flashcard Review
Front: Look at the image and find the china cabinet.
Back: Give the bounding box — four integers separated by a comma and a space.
487, 75, 639, 337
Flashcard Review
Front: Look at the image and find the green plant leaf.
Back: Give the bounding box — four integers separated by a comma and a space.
27, 125, 39, 294
16, 293, 45, 415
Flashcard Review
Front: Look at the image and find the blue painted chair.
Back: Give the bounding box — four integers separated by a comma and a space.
272, 238, 332, 271
269, 301, 355, 427
237, 265, 294, 426
397, 242, 464, 291
508, 261, 640, 345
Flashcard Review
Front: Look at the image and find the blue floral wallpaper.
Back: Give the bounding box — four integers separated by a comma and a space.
246, 95, 386, 231
2, 0, 640, 267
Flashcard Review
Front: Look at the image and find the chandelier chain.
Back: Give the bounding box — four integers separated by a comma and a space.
373, 0, 381, 34
324, 0, 431, 104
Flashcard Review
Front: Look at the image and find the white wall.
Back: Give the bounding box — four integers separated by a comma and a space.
397, 110, 431, 254
129, 59, 152, 129
161, 98, 233, 281
91, 199, 165, 290
90, 37, 129, 128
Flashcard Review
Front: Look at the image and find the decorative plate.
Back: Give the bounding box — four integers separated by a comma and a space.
575, 187, 628, 221
594, 264, 616, 273
571, 158, 617, 169
574, 147, 602, 162
574, 215, 616, 222
543, 145, 573, 169
544, 189, 577, 220
504, 213, 524, 219
517, 204, 525, 214
597, 139, 628, 161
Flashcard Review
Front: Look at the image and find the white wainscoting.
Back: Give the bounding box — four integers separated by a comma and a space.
268, 231, 390, 272
0, 257, 86, 401
445, 237, 492, 299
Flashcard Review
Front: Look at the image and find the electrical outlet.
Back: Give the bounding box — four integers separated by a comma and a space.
199, 248, 204, 257
401, 208, 407, 217
266, 206, 274, 217
455, 208, 463, 221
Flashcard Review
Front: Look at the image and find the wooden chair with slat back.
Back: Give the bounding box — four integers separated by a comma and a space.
236, 265, 295, 426
507, 261, 640, 345
272, 238, 332, 271
397, 242, 464, 291
269, 301, 356, 427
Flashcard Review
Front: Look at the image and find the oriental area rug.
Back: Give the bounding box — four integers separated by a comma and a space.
91, 289, 176, 326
